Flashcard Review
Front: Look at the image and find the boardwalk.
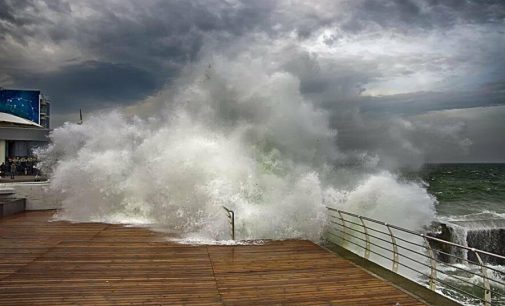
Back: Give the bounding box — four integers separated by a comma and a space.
0, 211, 426, 305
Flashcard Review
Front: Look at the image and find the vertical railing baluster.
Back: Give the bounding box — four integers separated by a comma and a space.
222, 206, 235, 240
422, 234, 437, 291
386, 224, 399, 273
359, 216, 370, 260
337, 211, 347, 243
474, 250, 491, 306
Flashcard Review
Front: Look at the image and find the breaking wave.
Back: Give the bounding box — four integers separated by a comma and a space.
37, 52, 436, 242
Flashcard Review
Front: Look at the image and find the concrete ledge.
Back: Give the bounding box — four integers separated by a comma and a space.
1, 182, 63, 210
0, 198, 26, 217
324, 241, 461, 306
0, 187, 15, 195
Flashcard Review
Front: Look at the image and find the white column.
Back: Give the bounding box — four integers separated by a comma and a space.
0, 140, 5, 163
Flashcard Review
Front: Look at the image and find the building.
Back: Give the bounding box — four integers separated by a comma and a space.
0, 88, 51, 163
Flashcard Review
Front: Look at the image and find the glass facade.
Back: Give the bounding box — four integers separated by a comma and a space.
0, 89, 41, 124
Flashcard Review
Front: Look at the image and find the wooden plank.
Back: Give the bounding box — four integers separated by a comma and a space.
0, 211, 426, 305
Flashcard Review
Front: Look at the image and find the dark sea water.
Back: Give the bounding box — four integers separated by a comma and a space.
420, 163, 505, 218
419, 164, 505, 305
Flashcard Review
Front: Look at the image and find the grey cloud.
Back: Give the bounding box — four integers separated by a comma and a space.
346, 0, 505, 33
361, 86, 505, 115
13, 61, 163, 112
0, 0, 504, 163
0, 0, 47, 44
1, 0, 279, 112
283, 53, 376, 100
0, 0, 37, 26
277, 51, 470, 167
273, 47, 500, 166
415, 106, 505, 163
425, 0, 505, 24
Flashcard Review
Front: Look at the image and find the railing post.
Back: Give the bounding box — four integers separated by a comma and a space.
337, 211, 347, 243
222, 206, 235, 240
422, 234, 437, 291
386, 224, 399, 273
359, 216, 370, 260
474, 250, 491, 306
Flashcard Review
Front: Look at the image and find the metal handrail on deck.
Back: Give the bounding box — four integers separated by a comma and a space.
223, 206, 235, 240
326, 207, 505, 306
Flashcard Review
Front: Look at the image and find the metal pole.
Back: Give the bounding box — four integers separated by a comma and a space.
386, 224, 399, 273
222, 206, 235, 240
422, 234, 437, 291
337, 211, 347, 244
474, 250, 491, 306
359, 216, 371, 260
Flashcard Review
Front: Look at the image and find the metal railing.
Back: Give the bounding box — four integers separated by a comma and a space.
223, 206, 235, 240
326, 208, 505, 306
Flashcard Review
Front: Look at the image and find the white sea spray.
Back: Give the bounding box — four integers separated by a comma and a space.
37, 48, 437, 243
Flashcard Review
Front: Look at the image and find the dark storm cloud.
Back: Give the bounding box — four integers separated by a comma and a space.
0, 0, 278, 111
0, 0, 37, 26
0, 0, 504, 167
0, 0, 47, 44
12, 61, 163, 112
67, 1, 275, 64
344, 0, 505, 32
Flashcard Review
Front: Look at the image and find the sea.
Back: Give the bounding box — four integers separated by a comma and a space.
418, 163, 505, 305
421, 163, 505, 219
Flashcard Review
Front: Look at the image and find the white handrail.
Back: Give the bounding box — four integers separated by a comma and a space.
326, 207, 505, 306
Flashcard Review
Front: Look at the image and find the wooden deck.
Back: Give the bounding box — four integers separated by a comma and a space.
0, 211, 427, 305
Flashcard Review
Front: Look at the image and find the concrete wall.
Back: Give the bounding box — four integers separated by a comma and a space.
2, 182, 63, 210
0, 199, 26, 217
0, 127, 49, 141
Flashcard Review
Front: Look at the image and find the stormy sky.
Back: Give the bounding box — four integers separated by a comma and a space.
1, 0, 504, 163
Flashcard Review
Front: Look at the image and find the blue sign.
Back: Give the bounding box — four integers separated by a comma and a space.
0, 89, 40, 124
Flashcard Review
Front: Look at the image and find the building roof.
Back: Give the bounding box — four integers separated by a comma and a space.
0, 112, 42, 128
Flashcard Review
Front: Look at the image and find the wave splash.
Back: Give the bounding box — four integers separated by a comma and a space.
37, 53, 436, 242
